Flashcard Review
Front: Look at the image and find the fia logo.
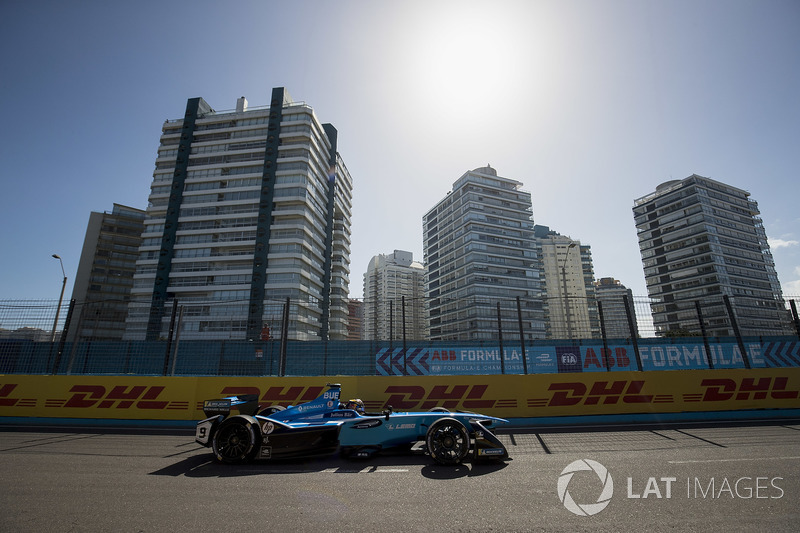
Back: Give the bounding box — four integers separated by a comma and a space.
561, 353, 578, 365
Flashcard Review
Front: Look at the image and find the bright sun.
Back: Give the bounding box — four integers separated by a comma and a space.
407, 3, 557, 125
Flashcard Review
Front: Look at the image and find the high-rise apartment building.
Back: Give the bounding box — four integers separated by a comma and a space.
126, 88, 353, 341
594, 277, 638, 339
347, 299, 364, 341
423, 166, 546, 341
634, 174, 789, 337
362, 250, 427, 340
535, 225, 600, 339
69, 204, 145, 341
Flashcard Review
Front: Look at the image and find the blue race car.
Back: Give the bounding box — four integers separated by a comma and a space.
195, 383, 509, 466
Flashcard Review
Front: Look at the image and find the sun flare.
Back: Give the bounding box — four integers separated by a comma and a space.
407, 3, 559, 124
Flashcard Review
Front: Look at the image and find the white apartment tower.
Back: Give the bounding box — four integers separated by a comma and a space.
594, 277, 639, 339
363, 250, 427, 340
423, 166, 546, 341
535, 225, 601, 340
126, 88, 353, 341
634, 174, 789, 337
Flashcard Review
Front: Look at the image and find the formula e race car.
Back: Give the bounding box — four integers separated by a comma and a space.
195, 383, 509, 466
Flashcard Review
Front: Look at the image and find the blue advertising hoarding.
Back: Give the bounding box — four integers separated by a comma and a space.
375, 341, 800, 375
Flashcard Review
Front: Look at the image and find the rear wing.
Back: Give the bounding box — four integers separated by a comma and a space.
202, 394, 259, 418
201, 384, 343, 419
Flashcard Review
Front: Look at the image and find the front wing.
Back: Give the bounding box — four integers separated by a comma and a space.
338, 413, 509, 461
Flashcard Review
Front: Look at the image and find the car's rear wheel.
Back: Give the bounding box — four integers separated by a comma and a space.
212, 417, 260, 464
426, 417, 470, 465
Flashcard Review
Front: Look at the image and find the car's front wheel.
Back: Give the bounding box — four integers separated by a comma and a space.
212, 417, 260, 464
426, 417, 470, 465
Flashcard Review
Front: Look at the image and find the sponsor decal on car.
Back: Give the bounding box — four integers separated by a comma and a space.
351, 419, 382, 429
477, 448, 506, 456
386, 423, 416, 431
204, 400, 230, 412
325, 411, 356, 418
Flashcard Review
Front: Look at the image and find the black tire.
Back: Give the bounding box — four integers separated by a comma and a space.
428, 407, 450, 413
426, 417, 470, 465
212, 417, 260, 464
257, 405, 285, 417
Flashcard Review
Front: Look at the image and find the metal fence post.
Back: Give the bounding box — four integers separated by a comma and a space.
389, 300, 393, 351
66, 303, 85, 374
322, 340, 329, 376
723, 294, 751, 369
622, 294, 643, 371
497, 302, 505, 374
695, 300, 714, 369
171, 305, 184, 376
51, 299, 75, 375
597, 300, 610, 371
402, 296, 407, 376
163, 298, 178, 376
516, 296, 528, 375
790, 300, 800, 339
279, 297, 290, 377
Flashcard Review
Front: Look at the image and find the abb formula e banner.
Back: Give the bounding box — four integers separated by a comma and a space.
374, 341, 800, 376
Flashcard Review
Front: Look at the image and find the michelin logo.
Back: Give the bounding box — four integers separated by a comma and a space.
477, 448, 505, 456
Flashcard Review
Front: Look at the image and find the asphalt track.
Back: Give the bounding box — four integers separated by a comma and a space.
1, 421, 799, 532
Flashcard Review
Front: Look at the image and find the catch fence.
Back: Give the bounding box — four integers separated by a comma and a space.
1, 294, 798, 377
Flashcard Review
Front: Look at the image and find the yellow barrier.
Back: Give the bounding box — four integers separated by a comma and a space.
2, 369, 799, 421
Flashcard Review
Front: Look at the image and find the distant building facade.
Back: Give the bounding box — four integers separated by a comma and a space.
362, 250, 427, 340
423, 166, 546, 341
634, 174, 790, 337
535, 225, 600, 339
0, 327, 51, 342
69, 204, 145, 341
347, 299, 364, 341
594, 277, 638, 338
125, 88, 353, 341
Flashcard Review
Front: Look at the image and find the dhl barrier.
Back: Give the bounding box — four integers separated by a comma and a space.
2, 368, 800, 422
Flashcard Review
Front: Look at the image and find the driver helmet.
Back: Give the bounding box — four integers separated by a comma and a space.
345, 399, 364, 414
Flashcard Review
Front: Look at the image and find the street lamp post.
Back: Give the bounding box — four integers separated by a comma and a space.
51, 254, 67, 342
560, 243, 577, 340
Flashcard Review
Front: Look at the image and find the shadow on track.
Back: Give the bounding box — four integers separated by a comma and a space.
149, 448, 509, 479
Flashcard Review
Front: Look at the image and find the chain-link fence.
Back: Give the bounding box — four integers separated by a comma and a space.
2, 295, 799, 376
2, 295, 662, 342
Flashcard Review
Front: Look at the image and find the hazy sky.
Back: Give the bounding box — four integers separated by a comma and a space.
1, 0, 798, 304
